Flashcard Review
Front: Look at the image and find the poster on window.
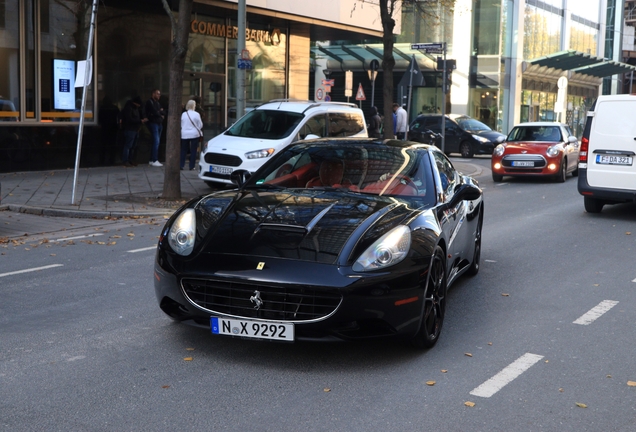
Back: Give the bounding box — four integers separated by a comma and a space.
53, 59, 76, 110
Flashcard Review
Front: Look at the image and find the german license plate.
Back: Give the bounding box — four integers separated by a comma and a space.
512, 161, 534, 167
596, 155, 633, 166
210, 165, 233, 175
211, 317, 294, 341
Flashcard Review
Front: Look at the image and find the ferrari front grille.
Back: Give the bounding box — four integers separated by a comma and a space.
181, 278, 342, 322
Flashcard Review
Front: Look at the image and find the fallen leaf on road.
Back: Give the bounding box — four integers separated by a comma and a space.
501, 293, 509, 297
464, 401, 475, 407
559, 388, 564, 392
465, 353, 473, 357
186, 348, 195, 351
97, 241, 106, 245
127, 233, 135, 237
441, 370, 448, 373
108, 242, 116, 246
488, 342, 493, 345
426, 381, 436, 386
593, 284, 599, 286
607, 375, 612, 378
628, 381, 636, 387
183, 357, 193, 361
324, 388, 331, 392
112, 235, 122, 238
162, 385, 170, 389
626, 232, 632, 235
575, 403, 587, 408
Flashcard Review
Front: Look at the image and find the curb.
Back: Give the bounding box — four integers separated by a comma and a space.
3, 204, 174, 219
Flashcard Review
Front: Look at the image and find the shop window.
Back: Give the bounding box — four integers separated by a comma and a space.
0, 0, 19, 121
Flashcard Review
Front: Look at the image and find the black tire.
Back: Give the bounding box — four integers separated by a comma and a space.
460, 141, 474, 158
572, 165, 579, 177
492, 173, 503, 182
412, 246, 447, 349
584, 196, 604, 213
467, 205, 483, 277
555, 159, 567, 183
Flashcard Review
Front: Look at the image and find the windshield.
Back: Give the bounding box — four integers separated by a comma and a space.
456, 117, 491, 132
225, 109, 304, 140
246, 141, 435, 203
508, 125, 562, 142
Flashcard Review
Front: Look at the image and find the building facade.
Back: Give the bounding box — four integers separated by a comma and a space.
0, 0, 388, 173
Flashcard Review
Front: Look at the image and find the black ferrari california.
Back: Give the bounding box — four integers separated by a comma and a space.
154, 138, 483, 348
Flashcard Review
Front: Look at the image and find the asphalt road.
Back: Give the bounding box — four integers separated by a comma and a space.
1, 158, 635, 431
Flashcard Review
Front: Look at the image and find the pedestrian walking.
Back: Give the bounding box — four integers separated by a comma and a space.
145, 89, 165, 167
368, 106, 382, 138
181, 99, 203, 171
120, 96, 146, 167
393, 103, 408, 140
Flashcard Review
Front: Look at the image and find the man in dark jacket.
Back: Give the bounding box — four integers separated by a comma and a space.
145, 89, 165, 167
121, 96, 147, 167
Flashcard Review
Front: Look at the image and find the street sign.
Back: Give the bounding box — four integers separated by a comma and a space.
321, 79, 335, 86
238, 59, 252, 69
355, 83, 366, 101
369, 59, 380, 71
315, 88, 324, 101
437, 58, 456, 71
411, 43, 444, 54
345, 71, 353, 98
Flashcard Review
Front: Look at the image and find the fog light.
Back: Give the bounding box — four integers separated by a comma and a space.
494, 162, 501, 169
548, 163, 557, 171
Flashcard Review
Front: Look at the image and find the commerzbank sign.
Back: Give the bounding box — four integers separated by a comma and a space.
191, 20, 282, 46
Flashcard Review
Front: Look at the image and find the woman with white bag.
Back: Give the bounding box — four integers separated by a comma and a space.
180, 99, 203, 170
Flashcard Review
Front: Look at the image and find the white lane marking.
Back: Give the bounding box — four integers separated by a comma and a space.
485, 259, 497, 263
127, 246, 156, 253
469, 353, 544, 398
0, 264, 64, 278
573, 300, 619, 325
51, 233, 104, 242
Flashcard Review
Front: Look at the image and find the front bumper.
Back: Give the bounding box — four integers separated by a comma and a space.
154, 251, 427, 341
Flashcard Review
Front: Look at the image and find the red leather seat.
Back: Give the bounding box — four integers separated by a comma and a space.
306, 159, 345, 188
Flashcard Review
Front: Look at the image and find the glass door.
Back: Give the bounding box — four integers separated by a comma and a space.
185, 72, 225, 141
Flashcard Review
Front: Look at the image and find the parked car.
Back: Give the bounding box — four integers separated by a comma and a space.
408, 114, 504, 158
155, 138, 483, 349
577, 95, 636, 213
491, 122, 580, 183
198, 100, 368, 187
0, 99, 18, 122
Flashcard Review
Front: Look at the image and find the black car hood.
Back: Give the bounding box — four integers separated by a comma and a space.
470, 129, 505, 142
195, 189, 415, 264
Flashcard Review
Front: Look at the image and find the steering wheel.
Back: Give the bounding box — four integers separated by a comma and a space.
389, 174, 418, 191
276, 163, 293, 178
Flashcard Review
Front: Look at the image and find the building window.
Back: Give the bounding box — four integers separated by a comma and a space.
0, 0, 20, 120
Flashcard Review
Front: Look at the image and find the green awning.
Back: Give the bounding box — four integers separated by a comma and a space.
528, 50, 636, 78
573, 61, 636, 78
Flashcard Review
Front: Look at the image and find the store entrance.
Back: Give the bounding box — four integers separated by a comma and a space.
184, 72, 225, 140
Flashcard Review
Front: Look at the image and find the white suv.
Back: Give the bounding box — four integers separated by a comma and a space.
578, 94, 636, 213
198, 100, 368, 186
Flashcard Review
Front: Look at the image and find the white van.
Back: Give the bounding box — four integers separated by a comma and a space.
198, 100, 368, 186
577, 95, 636, 213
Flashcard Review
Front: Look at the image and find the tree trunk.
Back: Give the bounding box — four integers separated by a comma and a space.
161, 0, 193, 200
380, 0, 396, 139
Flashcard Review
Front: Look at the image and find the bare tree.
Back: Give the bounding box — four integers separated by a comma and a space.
379, 0, 398, 138
160, 0, 194, 199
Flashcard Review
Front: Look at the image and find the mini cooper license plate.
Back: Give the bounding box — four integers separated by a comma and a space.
511, 161, 534, 167
211, 317, 294, 341
210, 165, 233, 175
596, 155, 633, 166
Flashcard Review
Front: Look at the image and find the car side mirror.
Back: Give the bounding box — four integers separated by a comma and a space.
304, 134, 320, 140
453, 183, 482, 201
568, 136, 578, 144
230, 170, 251, 187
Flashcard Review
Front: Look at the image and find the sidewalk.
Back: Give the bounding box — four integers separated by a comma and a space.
0, 164, 212, 218
0, 160, 483, 219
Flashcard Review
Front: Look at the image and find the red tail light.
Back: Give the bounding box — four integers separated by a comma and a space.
579, 136, 589, 163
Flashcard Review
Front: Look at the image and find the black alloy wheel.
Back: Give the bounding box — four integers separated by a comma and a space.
460, 141, 474, 158
412, 246, 447, 349
467, 205, 483, 276
555, 158, 567, 183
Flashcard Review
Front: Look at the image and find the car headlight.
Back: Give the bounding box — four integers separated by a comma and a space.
245, 148, 275, 159
493, 144, 505, 157
546, 146, 560, 157
353, 225, 411, 272
168, 208, 196, 256
472, 134, 489, 143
